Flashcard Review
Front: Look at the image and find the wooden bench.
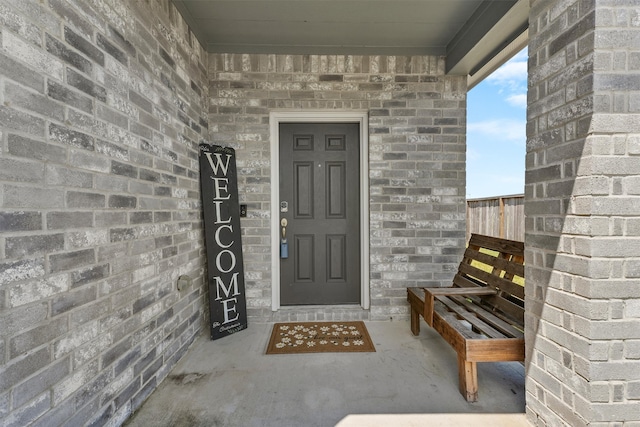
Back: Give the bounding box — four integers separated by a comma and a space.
407, 233, 525, 402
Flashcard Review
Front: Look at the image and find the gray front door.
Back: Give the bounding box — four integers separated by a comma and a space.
279, 123, 360, 305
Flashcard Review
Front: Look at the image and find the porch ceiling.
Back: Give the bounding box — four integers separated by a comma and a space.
171, 0, 529, 76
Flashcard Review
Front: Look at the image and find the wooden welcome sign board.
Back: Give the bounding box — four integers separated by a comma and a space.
199, 144, 248, 340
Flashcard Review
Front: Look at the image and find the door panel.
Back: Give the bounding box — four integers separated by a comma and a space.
280, 123, 360, 305
326, 234, 346, 282
294, 234, 315, 282
326, 162, 346, 218
294, 162, 314, 218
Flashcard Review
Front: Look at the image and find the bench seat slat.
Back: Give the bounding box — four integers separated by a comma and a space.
435, 296, 507, 339
450, 296, 524, 339
422, 287, 523, 337
422, 287, 496, 326
462, 291, 525, 327
434, 304, 483, 341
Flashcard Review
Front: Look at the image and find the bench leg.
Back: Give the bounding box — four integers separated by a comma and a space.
410, 307, 421, 336
458, 355, 478, 402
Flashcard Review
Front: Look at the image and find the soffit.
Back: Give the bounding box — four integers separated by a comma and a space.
172, 0, 529, 76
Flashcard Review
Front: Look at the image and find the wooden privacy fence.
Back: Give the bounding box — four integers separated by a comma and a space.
466, 194, 524, 242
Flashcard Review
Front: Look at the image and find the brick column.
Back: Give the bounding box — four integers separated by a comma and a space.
526, 0, 640, 425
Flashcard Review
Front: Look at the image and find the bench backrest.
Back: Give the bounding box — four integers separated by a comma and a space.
454, 234, 525, 326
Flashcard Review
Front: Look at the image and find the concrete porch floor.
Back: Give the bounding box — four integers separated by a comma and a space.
124, 321, 528, 427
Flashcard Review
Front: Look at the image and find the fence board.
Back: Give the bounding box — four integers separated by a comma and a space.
466, 195, 524, 242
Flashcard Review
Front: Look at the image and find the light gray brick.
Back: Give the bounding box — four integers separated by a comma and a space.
628, 381, 640, 399
0, 257, 45, 284
3, 393, 50, 427
3, 185, 65, 209
45, 33, 92, 74
51, 286, 98, 316
46, 211, 93, 229
70, 301, 112, 329
96, 139, 129, 161
97, 104, 129, 129
53, 321, 99, 359
67, 230, 109, 249
0, 211, 42, 232
0, 106, 46, 137
108, 195, 137, 209
49, 248, 95, 273
47, 80, 94, 113
95, 212, 127, 227
48, 0, 93, 38
63, 25, 105, 64
66, 191, 106, 208
626, 300, 640, 317
49, 123, 95, 151
2, 30, 63, 80
7, 134, 68, 163
71, 264, 109, 287
0, 3, 42, 48
590, 402, 640, 422
8, 274, 70, 308
97, 33, 127, 65
61, 399, 100, 427
45, 165, 93, 188
1, 301, 48, 336
69, 150, 110, 173
0, 347, 50, 390
28, 398, 75, 427
76, 369, 114, 408
51, 359, 99, 405
5, 233, 64, 258
10, 317, 68, 359
0, 51, 44, 92
5, 82, 64, 122
67, 68, 107, 102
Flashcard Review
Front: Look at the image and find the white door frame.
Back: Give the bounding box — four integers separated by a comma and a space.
269, 111, 370, 311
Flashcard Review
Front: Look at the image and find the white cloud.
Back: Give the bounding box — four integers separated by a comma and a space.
506, 93, 527, 108
487, 60, 527, 84
468, 119, 526, 144
485, 49, 528, 107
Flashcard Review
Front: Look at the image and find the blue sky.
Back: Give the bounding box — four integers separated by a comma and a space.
466, 48, 527, 199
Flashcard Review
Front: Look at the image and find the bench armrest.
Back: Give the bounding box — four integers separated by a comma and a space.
422, 287, 497, 327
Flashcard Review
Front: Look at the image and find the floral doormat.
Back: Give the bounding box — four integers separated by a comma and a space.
266, 321, 376, 354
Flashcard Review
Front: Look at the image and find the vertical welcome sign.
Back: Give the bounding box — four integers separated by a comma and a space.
199, 144, 248, 340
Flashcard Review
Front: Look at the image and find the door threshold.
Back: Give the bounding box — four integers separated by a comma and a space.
279, 304, 363, 310
270, 305, 370, 322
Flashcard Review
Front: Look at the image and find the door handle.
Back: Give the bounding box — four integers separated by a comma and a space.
280, 218, 288, 259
